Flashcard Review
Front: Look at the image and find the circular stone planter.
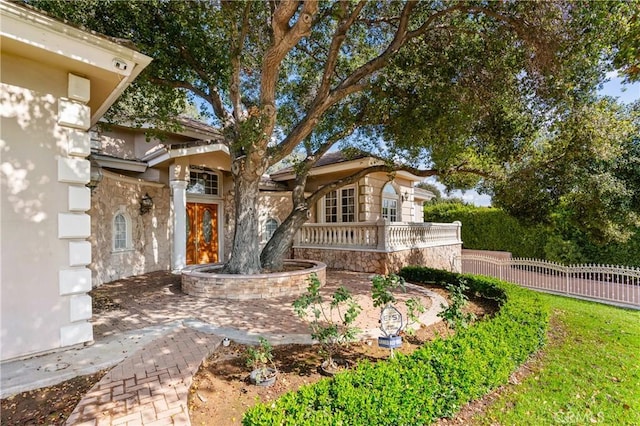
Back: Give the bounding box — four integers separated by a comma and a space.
181, 259, 326, 300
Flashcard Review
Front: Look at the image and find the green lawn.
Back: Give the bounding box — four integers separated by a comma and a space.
472, 295, 640, 425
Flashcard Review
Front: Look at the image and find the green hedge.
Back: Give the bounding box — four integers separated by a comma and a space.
242, 267, 549, 425
423, 202, 548, 258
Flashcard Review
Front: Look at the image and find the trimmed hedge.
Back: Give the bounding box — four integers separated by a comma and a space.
242, 267, 549, 425
423, 201, 640, 267
423, 202, 548, 258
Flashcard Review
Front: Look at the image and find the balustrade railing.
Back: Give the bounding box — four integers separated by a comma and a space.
294, 220, 462, 251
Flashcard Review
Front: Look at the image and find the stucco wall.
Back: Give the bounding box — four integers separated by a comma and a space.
89, 173, 171, 286
293, 244, 462, 275
363, 173, 415, 222
1, 55, 92, 360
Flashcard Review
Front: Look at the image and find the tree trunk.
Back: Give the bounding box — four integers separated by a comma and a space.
223, 155, 264, 274
260, 205, 310, 271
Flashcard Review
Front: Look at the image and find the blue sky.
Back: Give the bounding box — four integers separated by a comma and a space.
429, 74, 640, 207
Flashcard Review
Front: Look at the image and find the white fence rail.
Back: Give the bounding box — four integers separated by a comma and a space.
461, 255, 640, 308
294, 221, 462, 252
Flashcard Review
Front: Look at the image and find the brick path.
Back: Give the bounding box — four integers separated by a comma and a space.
65, 327, 220, 426
60, 270, 444, 425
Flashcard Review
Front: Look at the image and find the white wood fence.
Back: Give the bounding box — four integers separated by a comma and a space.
461, 255, 640, 309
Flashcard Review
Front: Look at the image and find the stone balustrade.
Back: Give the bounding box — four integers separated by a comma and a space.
294, 220, 462, 252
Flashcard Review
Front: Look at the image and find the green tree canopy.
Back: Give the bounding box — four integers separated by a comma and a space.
28, 0, 638, 273
491, 99, 640, 245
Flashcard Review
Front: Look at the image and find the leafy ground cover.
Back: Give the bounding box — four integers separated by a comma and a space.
242, 269, 548, 424
470, 294, 640, 425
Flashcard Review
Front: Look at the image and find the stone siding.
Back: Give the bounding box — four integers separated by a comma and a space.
181, 260, 326, 300
89, 173, 171, 286
222, 191, 294, 260
293, 244, 461, 275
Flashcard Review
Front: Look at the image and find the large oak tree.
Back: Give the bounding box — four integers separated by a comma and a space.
29, 0, 636, 273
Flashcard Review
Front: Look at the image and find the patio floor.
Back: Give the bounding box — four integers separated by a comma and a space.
2, 269, 446, 425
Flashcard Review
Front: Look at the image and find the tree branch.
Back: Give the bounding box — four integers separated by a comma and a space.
229, 2, 252, 123
317, 0, 367, 99
305, 160, 495, 207
148, 76, 211, 105
274, 3, 522, 172
260, 1, 319, 148
177, 47, 230, 123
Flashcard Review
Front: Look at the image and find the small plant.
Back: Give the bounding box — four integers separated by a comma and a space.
438, 277, 477, 329
245, 337, 277, 384
404, 297, 426, 336
371, 274, 426, 335
371, 273, 405, 307
293, 273, 361, 372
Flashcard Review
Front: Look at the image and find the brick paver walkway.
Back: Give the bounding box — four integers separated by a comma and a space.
65, 327, 220, 426
59, 270, 443, 425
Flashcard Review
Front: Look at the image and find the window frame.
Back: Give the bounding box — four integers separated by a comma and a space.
321, 185, 357, 223
112, 208, 132, 252
262, 217, 280, 243
381, 183, 399, 222
186, 167, 221, 197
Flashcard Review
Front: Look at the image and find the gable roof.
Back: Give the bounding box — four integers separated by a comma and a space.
269, 150, 372, 181
270, 150, 422, 182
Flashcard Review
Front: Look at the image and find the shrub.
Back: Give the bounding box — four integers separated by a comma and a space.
437, 278, 476, 329
423, 201, 640, 267
293, 273, 362, 370
423, 202, 548, 258
243, 267, 549, 425
245, 337, 276, 383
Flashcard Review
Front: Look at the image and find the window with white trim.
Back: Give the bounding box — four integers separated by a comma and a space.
187, 167, 219, 196
323, 186, 356, 223
382, 183, 399, 222
263, 218, 279, 243
113, 210, 132, 251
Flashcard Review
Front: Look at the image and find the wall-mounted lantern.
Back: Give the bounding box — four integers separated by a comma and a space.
86, 163, 103, 193
140, 193, 154, 215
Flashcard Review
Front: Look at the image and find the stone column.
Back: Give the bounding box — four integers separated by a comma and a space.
171, 180, 188, 271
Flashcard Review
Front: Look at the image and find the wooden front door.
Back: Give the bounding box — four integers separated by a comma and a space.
186, 202, 219, 264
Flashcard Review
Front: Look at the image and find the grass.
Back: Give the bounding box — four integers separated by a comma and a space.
472, 294, 640, 425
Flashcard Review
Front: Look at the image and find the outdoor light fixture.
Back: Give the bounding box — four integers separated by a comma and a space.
86, 163, 103, 193
402, 191, 409, 202
140, 193, 154, 215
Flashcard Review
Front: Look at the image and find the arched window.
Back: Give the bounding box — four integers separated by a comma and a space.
113, 210, 132, 251
263, 218, 279, 243
381, 183, 399, 222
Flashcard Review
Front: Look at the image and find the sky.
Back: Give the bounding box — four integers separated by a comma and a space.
428, 73, 640, 207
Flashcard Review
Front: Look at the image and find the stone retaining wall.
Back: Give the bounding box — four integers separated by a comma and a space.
293, 244, 461, 274
181, 260, 326, 300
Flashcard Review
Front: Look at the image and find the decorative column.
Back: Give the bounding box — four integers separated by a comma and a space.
171, 179, 188, 271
